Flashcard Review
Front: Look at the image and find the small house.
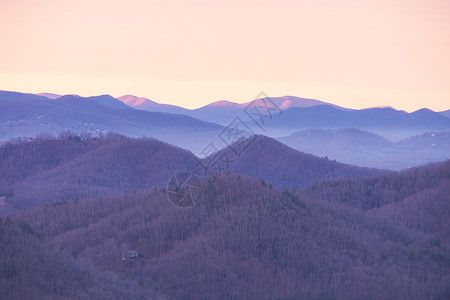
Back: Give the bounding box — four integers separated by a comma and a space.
128, 250, 139, 259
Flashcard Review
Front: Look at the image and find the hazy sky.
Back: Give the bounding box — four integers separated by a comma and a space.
1, 0, 449, 111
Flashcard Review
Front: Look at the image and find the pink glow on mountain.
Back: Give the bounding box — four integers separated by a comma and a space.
206, 100, 240, 108
118, 95, 151, 106
280, 99, 292, 109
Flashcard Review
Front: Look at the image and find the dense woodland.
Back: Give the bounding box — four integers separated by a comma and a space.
0, 134, 380, 212
298, 161, 450, 249
0, 133, 198, 211
0, 217, 164, 299
299, 161, 450, 210
0, 134, 449, 299
221, 135, 384, 188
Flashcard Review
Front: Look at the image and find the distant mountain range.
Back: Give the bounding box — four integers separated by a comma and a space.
1, 90, 449, 169
114, 93, 450, 140
280, 129, 450, 170
7, 91, 448, 141
116, 95, 348, 125
188, 95, 350, 125
0, 91, 224, 154
262, 105, 450, 140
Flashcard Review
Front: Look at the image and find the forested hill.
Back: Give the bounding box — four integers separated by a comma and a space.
3, 171, 448, 299
208, 135, 384, 189
298, 160, 450, 210
0, 133, 199, 211
0, 133, 384, 212
298, 160, 450, 249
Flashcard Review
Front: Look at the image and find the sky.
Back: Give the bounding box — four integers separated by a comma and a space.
0, 0, 449, 111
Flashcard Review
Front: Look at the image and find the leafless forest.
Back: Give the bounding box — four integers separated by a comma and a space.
0, 134, 448, 299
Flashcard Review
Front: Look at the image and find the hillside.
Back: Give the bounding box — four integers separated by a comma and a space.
1, 134, 385, 212
0, 133, 200, 211
370, 180, 450, 248
6, 171, 449, 300
298, 159, 450, 252
203, 135, 384, 189
298, 160, 450, 211
440, 109, 450, 118
280, 129, 450, 170
0, 216, 165, 299
0, 135, 448, 299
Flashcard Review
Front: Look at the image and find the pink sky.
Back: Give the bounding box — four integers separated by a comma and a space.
0, 0, 449, 111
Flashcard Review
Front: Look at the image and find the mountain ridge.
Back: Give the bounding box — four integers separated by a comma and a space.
1, 90, 449, 159
0, 133, 385, 212
279, 129, 450, 170
0, 92, 225, 154
202, 135, 384, 189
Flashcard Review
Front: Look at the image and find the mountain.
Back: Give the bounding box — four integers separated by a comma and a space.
118, 93, 450, 141
439, 109, 450, 118
0, 90, 50, 101
188, 95, 350, 125
36, 92, 127, 107
1, 90, 448, 299
85, 94, 131, 108
201, 135, 384, 189
0, 91, 224, 154
297, 158, 450, 250
55, 94, 131, 109
0, 134, 384, 212
370, 179, 450, 248
36, 92, 61, 99
0, 133, 200, 211
298, 160, 450, 211
118, 94, 190, 114
4, 164, 448, 299
280, 128, 393, 150
261, 95, 349, 110
118, 94, 349, 126
16, 90, 449, 142
188, 100, 245, 125
4, 90, 448, 148
279, 129, 450, 170
397, 131, 450, 148
264, 105, 450, 140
